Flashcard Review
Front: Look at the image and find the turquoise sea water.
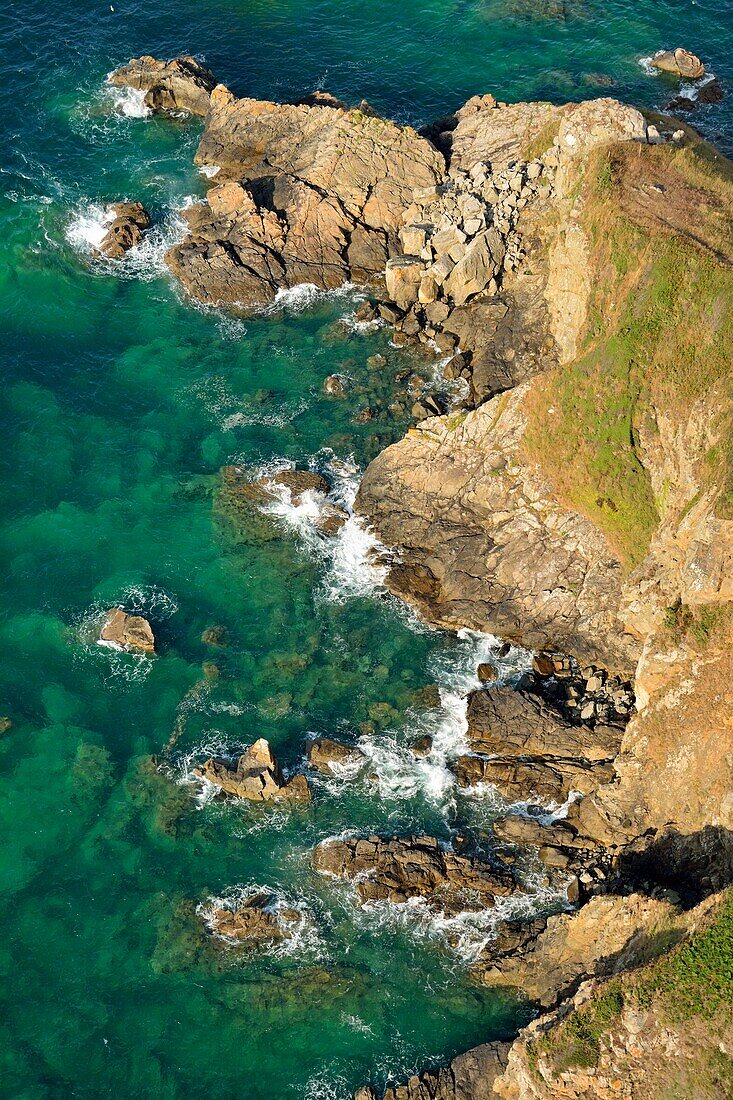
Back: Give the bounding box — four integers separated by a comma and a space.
2, 2, 733, 1097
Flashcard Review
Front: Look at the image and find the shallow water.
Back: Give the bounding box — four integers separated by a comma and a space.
3, 1, 733, 1097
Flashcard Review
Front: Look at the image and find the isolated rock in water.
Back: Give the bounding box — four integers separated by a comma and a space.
204, 891, 301, 945
196, 737, 311, 802
108, 55, 216, 115
307, 737, 366, 774
97, 202, 151, 259
313, 834, 515, 911
100, 607, 155, 653
322, 374, 347, 397
651, 48, 705, 80
165, 80, 444, 307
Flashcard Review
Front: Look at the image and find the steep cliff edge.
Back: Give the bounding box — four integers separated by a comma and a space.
356, 135, 733, 677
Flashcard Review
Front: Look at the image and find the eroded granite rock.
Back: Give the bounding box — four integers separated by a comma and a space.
96, 202, 151, 258
100, 607, 155, 653
196, 738, 311, 802
313, 835, 515, 911
108, 55, 216, 115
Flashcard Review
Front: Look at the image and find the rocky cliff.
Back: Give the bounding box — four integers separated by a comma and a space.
110, 55, 733, 1099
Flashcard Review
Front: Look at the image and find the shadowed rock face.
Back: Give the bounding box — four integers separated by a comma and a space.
108, 55, 216, 115
313, 835, 515, 911
164, 83, 444, 308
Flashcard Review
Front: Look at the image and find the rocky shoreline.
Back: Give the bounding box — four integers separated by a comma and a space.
108, 52, 733, 1098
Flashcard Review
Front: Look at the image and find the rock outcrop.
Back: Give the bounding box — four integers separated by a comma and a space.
196, 738, 311, 802
203, 890, 301, 945
99, 607, 155, 653
108, 55, 216, 115
96, 202, 150, 259
355, 385, 639, 673
355, 1042, 511, 1100
473, 892, 678, 1006
164, 81, 444, 308
650, 48, 705, 80
313, 835, 515, 911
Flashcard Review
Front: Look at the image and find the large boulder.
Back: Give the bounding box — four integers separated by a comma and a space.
313, 834, 515, 911
196, 738, 311, 802
99, 607, 155, 653
96, 202, 150, 259
108, 55, 216, 116
651, 48, 705, 80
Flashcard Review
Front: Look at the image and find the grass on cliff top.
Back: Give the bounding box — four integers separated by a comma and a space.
537, 889, 733, 1079
524, 137, 733, 569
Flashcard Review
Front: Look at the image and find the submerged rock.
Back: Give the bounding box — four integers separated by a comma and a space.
108, 55, 216, 115
215, 465, 348, 539
100, 607, 155, 653
307, 737, 366, 774
196, 738, 311, 803
204, 891, 301, 946
651, 48, 705, 80
312, 834, 515, 911
96, 202, 151, 259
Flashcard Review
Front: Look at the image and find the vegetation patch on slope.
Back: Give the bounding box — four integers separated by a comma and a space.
534, 889, 733, 1094
524, 138, 733, 568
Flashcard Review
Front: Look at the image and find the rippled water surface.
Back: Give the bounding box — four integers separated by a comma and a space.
2, 0, 732, 1096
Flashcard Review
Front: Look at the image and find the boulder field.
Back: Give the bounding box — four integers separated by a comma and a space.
110, 55, 733, 1099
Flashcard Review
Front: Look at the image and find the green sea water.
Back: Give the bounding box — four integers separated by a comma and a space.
3, 1, 733, 1096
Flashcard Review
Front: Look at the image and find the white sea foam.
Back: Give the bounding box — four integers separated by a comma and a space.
638, 54, 662, 77
65, 203, 115, 253
356, 631, 532, 807
66, 197, 194, 280
198, 883, 326, 960
108, 84, 152, 118
198, 164, 221, 179
261, 281, 361, 316
251, 452, 390, 605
